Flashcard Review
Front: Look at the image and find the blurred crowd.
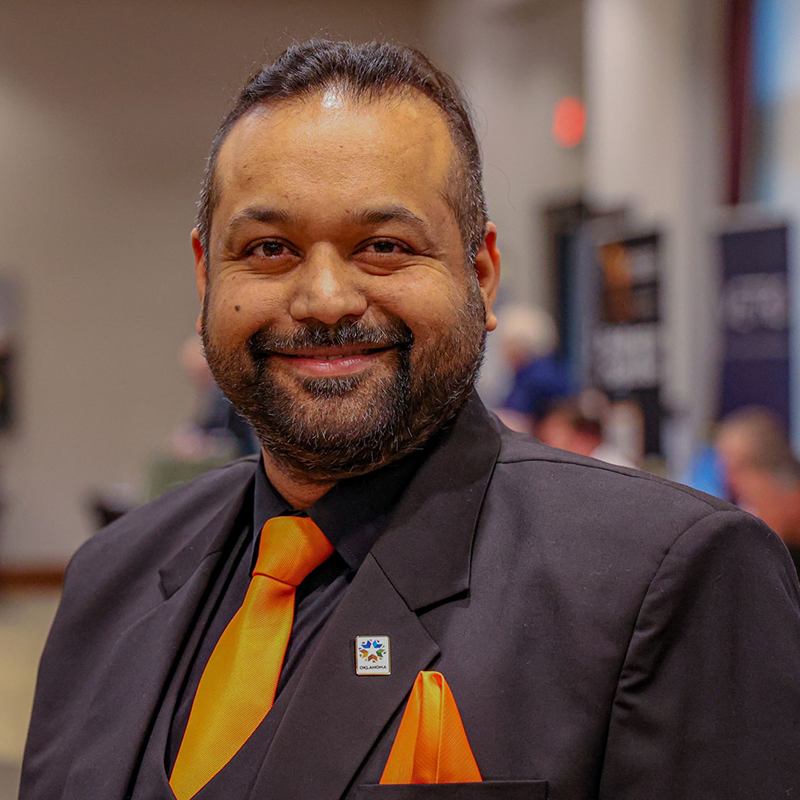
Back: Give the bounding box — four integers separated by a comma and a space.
493, 303, 639, 469
491, 303, 800, 576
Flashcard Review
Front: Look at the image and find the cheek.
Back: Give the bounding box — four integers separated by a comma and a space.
373, 272, 465, 335
205, 279, 284, 340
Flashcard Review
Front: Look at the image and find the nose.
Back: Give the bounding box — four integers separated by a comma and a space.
288, 245, 368, 326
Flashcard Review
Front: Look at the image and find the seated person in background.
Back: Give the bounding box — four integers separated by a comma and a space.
171, 334, 258, 460
716, 406, 800, 573
494, 304, 572, 433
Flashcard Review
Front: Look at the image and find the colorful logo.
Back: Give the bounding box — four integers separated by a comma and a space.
355, 635, 391, 675
358, 639, 386, 662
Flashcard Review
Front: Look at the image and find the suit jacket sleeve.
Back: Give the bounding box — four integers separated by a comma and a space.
599, 509, 800, 797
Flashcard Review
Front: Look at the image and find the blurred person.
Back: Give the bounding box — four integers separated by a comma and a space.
20, 41, 800, 800
494, 303, 572, 433
170, 334, 258, 460
725, 459, 800, 573
537, 391, 637, 468
715, 407, 800, 568
714, 406, 790, 503
146, 335, 260, 502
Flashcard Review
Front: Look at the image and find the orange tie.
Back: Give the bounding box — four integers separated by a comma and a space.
380, 671, 482, 785
169, 516, 334, 800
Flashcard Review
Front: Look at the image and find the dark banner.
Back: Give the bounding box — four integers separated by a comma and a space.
718, 225, 790, 426
592, 234, 663, 455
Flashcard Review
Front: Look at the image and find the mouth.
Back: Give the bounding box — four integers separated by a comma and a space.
275, 346, 391, 359
269, 345, 395, 377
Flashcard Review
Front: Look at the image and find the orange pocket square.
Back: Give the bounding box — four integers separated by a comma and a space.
380, 671, 482, 785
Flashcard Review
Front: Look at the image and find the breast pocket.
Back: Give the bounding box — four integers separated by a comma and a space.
354, 781, 548, 799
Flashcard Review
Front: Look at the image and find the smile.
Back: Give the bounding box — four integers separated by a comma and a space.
270, 346, 393, 377
277, 347, 389, 359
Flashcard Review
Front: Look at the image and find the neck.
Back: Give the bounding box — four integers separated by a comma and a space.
261, 448, 336, 510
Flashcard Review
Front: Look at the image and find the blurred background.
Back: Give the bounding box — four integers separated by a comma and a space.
0, 0, 797, 793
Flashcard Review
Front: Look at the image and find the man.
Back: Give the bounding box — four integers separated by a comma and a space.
495, 304, 572, 433
21, 41, 800, 799
716, 406, 800, 573
536, 392, 637, 468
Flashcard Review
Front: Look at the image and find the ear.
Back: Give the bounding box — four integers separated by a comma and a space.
191, 228, 207, 336
473, 222, 501, 332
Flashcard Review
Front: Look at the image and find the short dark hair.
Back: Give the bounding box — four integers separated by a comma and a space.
197, 39, 487, 264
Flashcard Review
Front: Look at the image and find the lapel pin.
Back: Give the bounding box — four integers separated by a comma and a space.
355, 635, 391, 675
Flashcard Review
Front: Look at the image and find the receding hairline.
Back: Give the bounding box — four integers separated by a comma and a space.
201, 84, 475, 259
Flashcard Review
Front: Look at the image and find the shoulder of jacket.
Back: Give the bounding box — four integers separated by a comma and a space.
494, 425, 732, 515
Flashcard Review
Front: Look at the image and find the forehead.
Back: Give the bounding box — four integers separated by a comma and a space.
213, 90, 457, 220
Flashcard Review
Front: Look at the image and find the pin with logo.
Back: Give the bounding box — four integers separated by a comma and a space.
355, 636, 391, 675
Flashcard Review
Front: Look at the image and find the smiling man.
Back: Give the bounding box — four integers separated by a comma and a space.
21, 41, 800, 800
198, 87, 494, 502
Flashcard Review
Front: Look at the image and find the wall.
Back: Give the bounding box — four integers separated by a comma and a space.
429, 0, 585, 309
584, 0, 727, 471
0, 0, 429, 565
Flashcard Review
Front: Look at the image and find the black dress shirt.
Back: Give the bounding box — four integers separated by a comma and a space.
166, 447, 428, 773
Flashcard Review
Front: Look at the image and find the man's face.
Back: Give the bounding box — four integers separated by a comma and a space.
194, 90, 500, 481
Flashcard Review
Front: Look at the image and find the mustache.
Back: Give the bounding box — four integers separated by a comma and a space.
247, 319, 414, 359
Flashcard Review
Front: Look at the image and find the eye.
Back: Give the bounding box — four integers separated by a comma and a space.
248, 240, 292, 258
361, 239, 411, 256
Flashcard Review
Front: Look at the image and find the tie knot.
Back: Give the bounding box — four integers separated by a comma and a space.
254, 516, 334, 586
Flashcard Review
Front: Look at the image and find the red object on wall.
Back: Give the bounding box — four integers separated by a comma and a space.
552, 96, 586, 149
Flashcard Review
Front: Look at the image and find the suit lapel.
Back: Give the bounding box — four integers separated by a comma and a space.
63, 476, 254, 800
373, 393, 502, 611
250, 555, 439, 800
252, 396, 502, 800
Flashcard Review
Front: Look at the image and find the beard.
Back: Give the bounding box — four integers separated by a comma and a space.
201, 282, 486, 482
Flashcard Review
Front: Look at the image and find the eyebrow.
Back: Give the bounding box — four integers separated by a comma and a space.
351, 205, 438, 250
226, 206, 293, 230
219, 207, 294, 251
352, 205, 427, 228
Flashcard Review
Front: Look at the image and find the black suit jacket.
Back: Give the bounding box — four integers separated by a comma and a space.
21, 397, 800, 798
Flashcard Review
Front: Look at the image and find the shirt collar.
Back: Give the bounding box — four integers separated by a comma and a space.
253, 444, 428, 572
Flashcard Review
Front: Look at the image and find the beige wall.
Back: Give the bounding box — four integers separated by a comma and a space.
429, 0, 585, 308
